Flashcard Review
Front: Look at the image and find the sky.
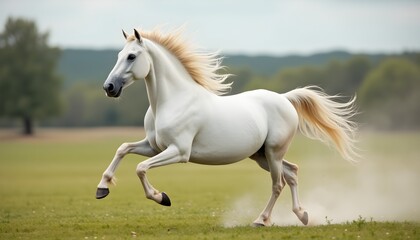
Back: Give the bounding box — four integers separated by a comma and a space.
1, 0, 420, 55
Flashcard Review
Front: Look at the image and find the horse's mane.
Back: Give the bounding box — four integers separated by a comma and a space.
127, 28, 232, 95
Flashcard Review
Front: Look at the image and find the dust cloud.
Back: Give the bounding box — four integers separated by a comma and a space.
222, 153, 420, 227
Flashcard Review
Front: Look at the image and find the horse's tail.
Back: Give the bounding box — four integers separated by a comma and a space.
285, 86, 358, 162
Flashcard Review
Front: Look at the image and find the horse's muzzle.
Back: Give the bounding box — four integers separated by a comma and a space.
103, 82, 122, 98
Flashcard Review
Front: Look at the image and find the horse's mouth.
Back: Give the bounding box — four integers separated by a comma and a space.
105, 86, 123, 98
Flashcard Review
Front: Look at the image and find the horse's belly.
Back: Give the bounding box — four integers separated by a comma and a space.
188, 110, 267, 165
189, 139, 262, 165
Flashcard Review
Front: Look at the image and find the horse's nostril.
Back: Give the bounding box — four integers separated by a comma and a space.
104, 83, 114, 92
107, 83, 115, 91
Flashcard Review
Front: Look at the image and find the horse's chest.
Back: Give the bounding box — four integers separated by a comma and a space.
153, 114, 198, 151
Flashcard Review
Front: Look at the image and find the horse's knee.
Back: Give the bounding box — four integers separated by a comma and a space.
136, 162, 148, 176
116, 143, 130, 157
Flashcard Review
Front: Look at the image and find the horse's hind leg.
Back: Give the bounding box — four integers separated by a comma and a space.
251, 153, 308, 225
252, 145, 287, 227
283, 160, 308, 225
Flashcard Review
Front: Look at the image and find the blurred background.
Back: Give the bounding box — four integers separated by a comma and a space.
0, 0, 419, 133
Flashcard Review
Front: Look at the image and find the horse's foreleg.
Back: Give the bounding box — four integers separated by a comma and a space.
283, 160, 308, 225
136, 144, 189, 206
96, 139, 157, 199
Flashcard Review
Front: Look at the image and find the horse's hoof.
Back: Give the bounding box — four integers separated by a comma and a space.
301, 211, 309, 225
159, 192, 171, 206
96, 188, 110, 199
251, 222, 266, 227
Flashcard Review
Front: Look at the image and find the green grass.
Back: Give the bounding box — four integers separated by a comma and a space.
0, 128, 419, 239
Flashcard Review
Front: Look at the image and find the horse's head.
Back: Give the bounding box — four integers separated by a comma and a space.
103, 29, 151, 98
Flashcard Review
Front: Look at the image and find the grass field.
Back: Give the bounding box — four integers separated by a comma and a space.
0, 128, 419, 239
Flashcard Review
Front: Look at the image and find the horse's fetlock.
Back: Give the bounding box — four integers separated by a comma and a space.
293, 206, 302, 214
145, 191, 154, 200
103, 172, 112, 181
261, 213, 270, 222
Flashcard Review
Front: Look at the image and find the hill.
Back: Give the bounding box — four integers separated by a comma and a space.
58, 49, 118, 87
224, 51, 384, 76
58, 49, 386, 86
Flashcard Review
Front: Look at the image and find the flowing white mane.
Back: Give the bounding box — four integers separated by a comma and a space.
127, 28, 232, 95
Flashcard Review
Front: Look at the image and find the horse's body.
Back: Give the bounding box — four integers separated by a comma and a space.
96, 28, 357, 226
146, 89, 296, 165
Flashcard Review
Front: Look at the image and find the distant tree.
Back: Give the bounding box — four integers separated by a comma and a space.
358, 58, 420, 129
228, 67, 254, 94
247, 56, 372, 97
276, 66, 325, 92
0, 17, 62, 135
324, 56, 371, 96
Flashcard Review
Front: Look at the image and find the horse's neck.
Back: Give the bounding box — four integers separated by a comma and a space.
144, 41, 208, 115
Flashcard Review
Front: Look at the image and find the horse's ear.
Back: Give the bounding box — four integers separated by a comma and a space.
134, 29, 142, 43
122, 29, 128, 39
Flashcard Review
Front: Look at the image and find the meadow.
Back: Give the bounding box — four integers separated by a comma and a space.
0, 128, 419, 239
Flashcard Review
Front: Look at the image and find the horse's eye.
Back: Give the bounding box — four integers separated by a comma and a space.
127, 54, 136, 61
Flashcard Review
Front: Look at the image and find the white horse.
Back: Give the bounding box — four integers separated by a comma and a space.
96, 28, 357, 226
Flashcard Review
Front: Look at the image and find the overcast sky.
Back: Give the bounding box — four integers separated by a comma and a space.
1, 0, 420, 55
